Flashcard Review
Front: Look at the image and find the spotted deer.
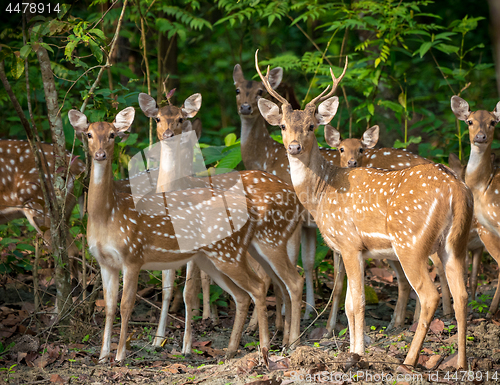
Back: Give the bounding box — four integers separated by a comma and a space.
138, 92, 211, 346
256, 51, 472, 369
324, 124, 432, 169
138, 92, 303, 349
323, 125, 452, 336
0, 140, 84, 274
451, 95, 500, 315
68, 107, 304, 362
233, 64, 342, 319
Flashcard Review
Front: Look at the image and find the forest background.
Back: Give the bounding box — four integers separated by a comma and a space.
0, 0, 498, 331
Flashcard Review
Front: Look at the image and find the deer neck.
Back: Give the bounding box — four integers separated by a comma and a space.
240, 114, 276, 169
287, 143, 334, 214
465, 144, 493, 193
88, 158, 116, 225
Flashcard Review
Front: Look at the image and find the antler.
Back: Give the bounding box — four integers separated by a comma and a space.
309, 57, 349, 105
255, 50, 289, 106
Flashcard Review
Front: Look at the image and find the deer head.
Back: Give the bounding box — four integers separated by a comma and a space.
324, 125, 379, 167
139, 93, 202, 140
68, 107, 135, 161
233, 64, 282, 117
451, 96, 500, 149
255, 51, 347, 163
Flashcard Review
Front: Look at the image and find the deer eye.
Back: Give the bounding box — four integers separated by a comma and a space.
491, 120, 497, 126
155, 117, 160, 123
280, 124, 286, 130
110, 132, 115, 139
339, 148, 344, 153
359, 148, 364, 153
467, 120, 473, 125
87, 132, 92, 139
179, 118, 183, 123
309, 124, 315, 132
236, 89, 240, 95
257, 90, 263, 97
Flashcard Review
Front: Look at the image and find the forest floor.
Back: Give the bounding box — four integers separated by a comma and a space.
1, 261, 500, 385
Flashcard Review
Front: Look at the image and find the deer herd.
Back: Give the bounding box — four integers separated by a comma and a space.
1, 49, 500, 371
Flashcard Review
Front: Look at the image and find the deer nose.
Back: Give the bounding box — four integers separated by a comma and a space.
95, 149, 106, 161
162, 130, 175, 140
240, 103, 252, 115
288, 142, 302, 155
347, 159, 358, 167
474, 132, 487, 143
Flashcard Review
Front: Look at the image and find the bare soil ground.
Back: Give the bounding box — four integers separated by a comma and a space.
1, 267, 500, 385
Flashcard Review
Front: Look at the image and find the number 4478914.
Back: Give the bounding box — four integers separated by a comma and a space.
6, 3, 61, 13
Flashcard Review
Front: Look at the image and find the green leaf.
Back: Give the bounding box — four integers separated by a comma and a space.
89, 28, 106, 41
16, 244, 35, 252
57, 3, 71, 20
434, 44, 459, 55
367, 103, 374, 115
11, 55, 24, 80
216, 147, 241, 170
89, 40, 103, 63
417, 41, 433, 58
20, 45, 32, 59
374, 58, 381, 68
117, 133, 138, 147
64, 36, 79, 61
224, 133, 237, 147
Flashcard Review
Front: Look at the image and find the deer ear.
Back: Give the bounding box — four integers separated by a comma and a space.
493, 101, 500, 122
258, 98, 282, 126
362, 125, 379, 148
233, 64, 245, 84
448, 153, 463, 176
138, 93, 158, 118
68, 110, 89, 134
316, 96, 339, 125
324, 125, 341, 148
268, 67, 283, 90
113, 107, 135, 136
451, 96, 470, 121
182, 93, 202, 118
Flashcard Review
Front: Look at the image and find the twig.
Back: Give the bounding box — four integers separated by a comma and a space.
91, 0, 119, 30
80, 0, 129, 113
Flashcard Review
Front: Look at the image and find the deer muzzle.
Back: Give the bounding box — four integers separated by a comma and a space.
474, 132, 487, 144
347, 159, 358, 168
162, 130, 175, 140
239, 103, 252, 115
288, 142, 302, 155
95, 149, 107, 161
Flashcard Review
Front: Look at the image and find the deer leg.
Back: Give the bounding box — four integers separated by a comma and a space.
190, 263, 202, 318
248, 238, 303, 348
246, 262, 272, 334
325, 252, 345, 338
442, 248, 468, 370
301, 226, 317, 319
196, 257, 252, 358
116, 266, 140, 362
430, 253, 452, 317
470, 247, 482, 301
182, 261, 196, 356
99, 265, 120, 362
153, 269, 175, 347
343, 250, 366, 355
201, 270, 211, 320
396, 250, 441, 369
387, 260, 411, 330
477, 229, 500, 315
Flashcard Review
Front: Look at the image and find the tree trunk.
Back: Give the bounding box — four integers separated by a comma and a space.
36, 43, 72, 325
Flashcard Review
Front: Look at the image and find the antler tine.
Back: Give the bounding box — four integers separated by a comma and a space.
255, 50, 288, 106
310, 57, 349, 105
